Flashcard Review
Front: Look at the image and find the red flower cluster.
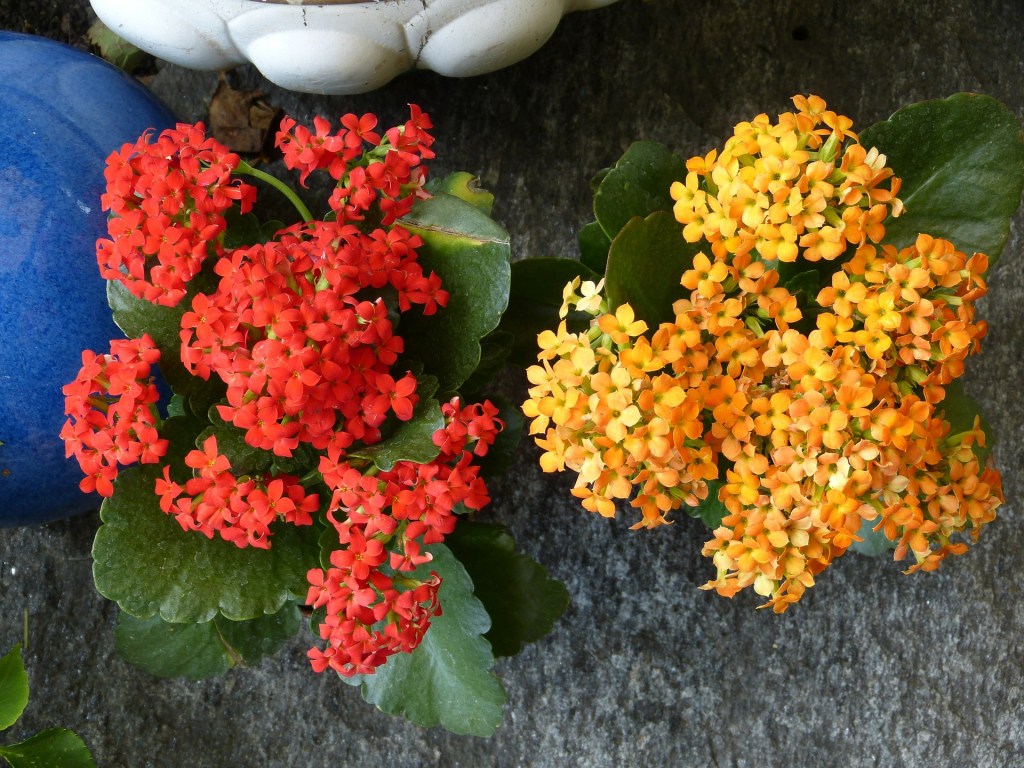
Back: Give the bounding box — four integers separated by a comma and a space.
60, 335, 168, 496
154, 435, 318, 549
180, 220, 445, 458
306, 398, 502, 677
276, 106, 434, 225
97, 123, 256, 307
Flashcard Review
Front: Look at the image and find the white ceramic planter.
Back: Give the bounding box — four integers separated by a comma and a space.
89, 0, 619, 94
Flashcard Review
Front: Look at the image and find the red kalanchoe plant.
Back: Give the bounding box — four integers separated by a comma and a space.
61, 107, 568, 736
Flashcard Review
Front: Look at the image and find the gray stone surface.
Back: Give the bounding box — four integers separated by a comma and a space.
2, 1, 1024, 766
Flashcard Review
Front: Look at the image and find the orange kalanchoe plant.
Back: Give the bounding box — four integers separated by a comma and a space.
520, 94, 1022, 612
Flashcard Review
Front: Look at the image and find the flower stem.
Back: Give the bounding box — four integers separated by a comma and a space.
236, 160, 314, 222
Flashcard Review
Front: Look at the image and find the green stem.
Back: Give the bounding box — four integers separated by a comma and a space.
236, 160, 314, 223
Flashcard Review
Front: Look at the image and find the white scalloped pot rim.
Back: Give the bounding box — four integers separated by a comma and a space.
89, 0, 620, 94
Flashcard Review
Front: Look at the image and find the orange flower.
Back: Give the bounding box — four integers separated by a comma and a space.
597, 303, 648, 345
672, 95, 902, 267
681, 252, 730, 298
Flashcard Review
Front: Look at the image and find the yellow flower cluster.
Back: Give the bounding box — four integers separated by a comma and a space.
523, 96, 1002, 612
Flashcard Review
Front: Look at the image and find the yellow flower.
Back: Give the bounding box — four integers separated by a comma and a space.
559, 277, 606, 318
680, 252, 729, 298
673, 95, 902, 266
597, 304, 648, 345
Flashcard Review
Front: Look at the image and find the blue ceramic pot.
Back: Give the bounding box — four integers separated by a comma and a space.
0, 33, 176, 526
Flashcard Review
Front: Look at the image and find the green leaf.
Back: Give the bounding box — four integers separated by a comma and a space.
498, 258, 600, 366
578, 220, 612, 274
458, 331, 514, 398
783, 269, 826, 301
0, 728, 95, 768
397, 192, 511, 395
0, 645, 28, 732
687, 479, 728, 530
166, 394, 187, 419
115, 603, 301, 680
86, 20, 149, 74
604, 210, 700, 326
354, 544, 506, 736
937, 380, 995, 465
221, 209, 285, 249
269, 442, 322, 476
859, 93, 1024, 265
593, 141, 687, 242
222, 209, 263, 249
446, 522, 568, 658
261, 220, 285, 242
589, 166, 612, 195
426, 173, 495, 217
107, 274, 226, 414
93, 463, 323, 623
849, 518, 896, 557
351, 398, 444, 472
317, 523, 341, 571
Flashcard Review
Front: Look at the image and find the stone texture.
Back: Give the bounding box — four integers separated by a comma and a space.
2, 1, 1023, 766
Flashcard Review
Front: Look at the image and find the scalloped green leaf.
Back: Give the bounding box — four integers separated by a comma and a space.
269, 442, 322, 476
93, 463, 323, 623
0, 645, 28, 732
499, 257, 600, 366
317, 524, 340, 571
426, 173, 495, 217
593, 141, 687, 242
0, 729, 95, 768
222, 209, 262, 250
106, 274, 225, 413
350, 398, 444, 472
849, 519, 896, 557
687, 478, 728, 530
87, 20, 148, 74
446, 522, 568, 658
397, 192, 511, 395
578, 220, 612, 274
604, 210, 701, 325
115, 603, 301, 680
166, 394, 187, 419
354, 544, 506, 736
860, 93, 1024, 265
458, 330, 514, 398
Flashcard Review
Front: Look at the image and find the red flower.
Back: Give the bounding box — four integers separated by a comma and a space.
185, 435, 231, 480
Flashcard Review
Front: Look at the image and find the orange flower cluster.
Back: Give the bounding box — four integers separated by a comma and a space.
524, 96, 1003, 612
671, 94, 903, 264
